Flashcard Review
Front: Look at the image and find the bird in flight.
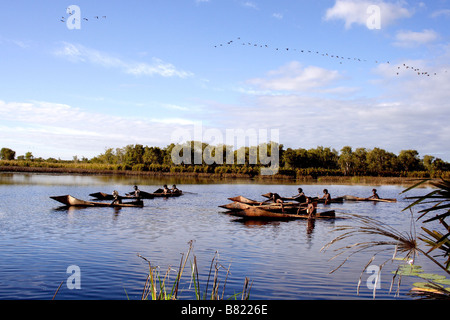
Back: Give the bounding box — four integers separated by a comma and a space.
214, 37, 443, 77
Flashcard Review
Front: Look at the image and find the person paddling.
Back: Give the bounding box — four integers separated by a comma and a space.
293, 188, 307, 203
260, 192, 285, 213
320, 189, 331, 205
111, 190, 121, 205
163, 184, 171, 194
133, 185, 141, 200
368, 188, 380, 199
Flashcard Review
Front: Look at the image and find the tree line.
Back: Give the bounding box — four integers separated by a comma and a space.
1, 144, 449, 177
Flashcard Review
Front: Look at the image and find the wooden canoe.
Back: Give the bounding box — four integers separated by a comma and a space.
219, 201, 300, 212
146, 189, 183, 197
50, 195, 144, 207
91, 191, 154, 200
227, 196, 300, 207
261, 193, 344, 203
343, 195, 397, 203
89, 192, 115, 200
225, 206, 336, 220
227, 196, 260, 205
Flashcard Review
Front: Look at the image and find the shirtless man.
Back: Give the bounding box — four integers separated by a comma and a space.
320, 189, 331, 205
292, 188, 307, 203
260, 193, 285, 213
368, 188, 380, 199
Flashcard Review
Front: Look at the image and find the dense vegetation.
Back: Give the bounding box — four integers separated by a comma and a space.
1, 143, 449, 178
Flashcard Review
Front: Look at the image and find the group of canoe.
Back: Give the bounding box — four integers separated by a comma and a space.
219, 188, 397, 221
50, 184, 183, 208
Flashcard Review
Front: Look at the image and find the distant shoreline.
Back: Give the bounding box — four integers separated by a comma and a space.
0, 165, 428, 186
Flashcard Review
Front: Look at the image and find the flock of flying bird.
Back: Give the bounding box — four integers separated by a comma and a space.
60, 9, 106, 23
56, 14, 446, 78
215, 37, 447, 78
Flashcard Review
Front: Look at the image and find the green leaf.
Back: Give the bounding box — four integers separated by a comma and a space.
435, 278, 450, 285
392, 264, 424, 276
413, 282, 440, 289
402, 190, 440, 212
418, 273, 447, 281
400, 179, 431, 194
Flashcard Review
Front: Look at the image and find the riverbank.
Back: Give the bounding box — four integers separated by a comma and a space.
0, 164, 431, 186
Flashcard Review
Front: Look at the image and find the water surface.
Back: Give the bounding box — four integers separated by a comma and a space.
0, 173, 441, 300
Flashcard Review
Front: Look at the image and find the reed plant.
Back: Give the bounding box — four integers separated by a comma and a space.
136, 241, 252, 300
321, 178, 450, 299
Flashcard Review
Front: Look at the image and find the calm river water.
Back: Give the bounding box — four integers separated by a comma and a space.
0, 172, 442, 300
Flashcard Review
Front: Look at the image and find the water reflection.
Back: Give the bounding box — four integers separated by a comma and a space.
232, 218, 282, 228
307, 217, 315, 235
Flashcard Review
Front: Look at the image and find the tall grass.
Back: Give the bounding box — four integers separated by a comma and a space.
136, 241, 252, 300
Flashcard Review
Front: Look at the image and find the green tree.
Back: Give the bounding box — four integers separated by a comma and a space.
124, 144, 144, 166
0, 148, 16, 160
423, 155, 435, 172
338, 146, 353, 175
25, 152, 34, 161
143, 146, 164, 165
398, 149, 421, 171
282, 148, 310, 169
366, 147, 398, 174
163, 143, 177, 165
352, 148, 367, 175
307, 146, 339, 169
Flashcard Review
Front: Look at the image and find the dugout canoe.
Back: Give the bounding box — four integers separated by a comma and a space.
225, 206, 336, 220
342, 195, 397, 203
50, 195, 144, 207
146, 188, 183, 197
91, 191, 154, 200
226, 196, 300, 207
220, 201, 300, 212
261, 193, 344, 203
227, 196, 260, 205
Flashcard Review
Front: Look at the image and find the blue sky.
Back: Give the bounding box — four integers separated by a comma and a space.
0, 0, 449, 161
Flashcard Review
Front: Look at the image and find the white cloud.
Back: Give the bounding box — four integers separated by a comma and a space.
126, 59, 193, 78
324, 0, 412, 29
202, 55, 450, 160
54, 42, 193, 78
242, 1, 258, 9
431, 9, 450, 18
162, 103, 190, 111
0, 100, 197, 158
246, 61, 343, 92
272, 13, 283, 19
393, 29, 439, 47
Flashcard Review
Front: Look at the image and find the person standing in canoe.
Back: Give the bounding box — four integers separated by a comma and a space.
320, 189, 331, 205
368, 188, 380, 199
260, 193, 285, 213
306, 198, 317, 217
298, 197, 316, 216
